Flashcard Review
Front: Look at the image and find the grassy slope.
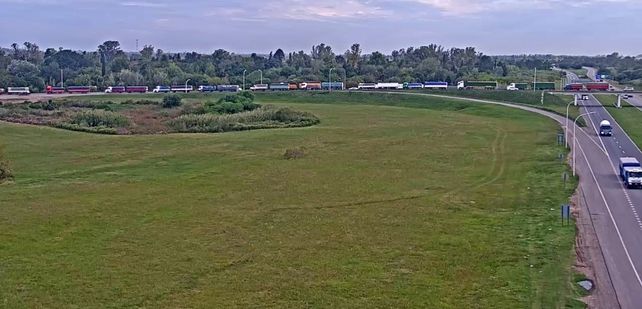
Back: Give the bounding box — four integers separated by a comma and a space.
596, 94, 642, 147
0, 94, 581, 308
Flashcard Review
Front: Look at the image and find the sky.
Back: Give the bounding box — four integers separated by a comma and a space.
0, 0, 641, 56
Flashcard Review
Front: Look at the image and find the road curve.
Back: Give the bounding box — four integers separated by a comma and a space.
371, 91, 631, 308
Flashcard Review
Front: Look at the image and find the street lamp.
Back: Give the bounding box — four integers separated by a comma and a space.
243, 69, 247, 90
565, 101, 574, 148
185, 79, 191, 94
329, 68, 334, 93
573, 111, 596, 176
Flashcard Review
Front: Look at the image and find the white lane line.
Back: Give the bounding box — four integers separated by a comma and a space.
581, 99, 610, 156
576, 136, 642, 288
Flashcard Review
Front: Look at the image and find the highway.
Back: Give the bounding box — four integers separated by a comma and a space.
576, 94, 642, 308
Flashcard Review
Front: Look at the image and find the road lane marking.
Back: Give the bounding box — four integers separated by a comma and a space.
576, 138, 642, 288
581, 99, 610, 156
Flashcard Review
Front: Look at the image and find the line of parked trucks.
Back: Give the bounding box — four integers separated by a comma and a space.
1, 80, 622, 96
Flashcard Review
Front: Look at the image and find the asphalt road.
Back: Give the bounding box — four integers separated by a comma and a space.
577, 95, 642, 308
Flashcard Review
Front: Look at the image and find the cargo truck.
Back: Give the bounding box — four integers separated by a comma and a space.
424, 81, 448, 89
126, 86, 148, 93
0, 88, 4, 95
7, 87, 30, 95
457, 81, 497, 90
599, 120, 612, 136
152, 86, 171, 93
250, 84, 268, 91
507, 83, 528, 91
105, 86, 125, 93
533, 82, 556, 91
619, 157, 642, 188
46, 86, 65, 94
198, 85, 216, 92
299, 82, 322, 90
404, 82, 424, 89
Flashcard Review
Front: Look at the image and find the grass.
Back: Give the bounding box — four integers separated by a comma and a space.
0, 93, 581, 308
596, 94, 642, 147
570, 69, 588, 79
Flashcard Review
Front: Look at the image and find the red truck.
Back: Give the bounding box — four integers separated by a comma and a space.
299, 81, 322, 90
67, 86, 91, 94
586, 82, 610, 91
126, 86, 148, 93
46, 85, 65, 94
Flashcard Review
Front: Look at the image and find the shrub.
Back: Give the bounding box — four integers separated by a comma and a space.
70, 110, 129, 128
168, 105, 320, 133
284, 148, 305, 160
204, 92, 261, 114
162, 94, 182, 108
0, 144, 13, 183
29, 100, 57, 111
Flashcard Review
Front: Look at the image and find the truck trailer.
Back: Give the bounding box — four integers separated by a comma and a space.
170, 85, 192, 93
152, 86, 171, 93
105, 86, 126, 93
375, 83, 403, 90
457, 81, 497, 90
269, 83, 290, 91
424, 81, 448, 89
7, 87, 30, 95
299, 82, 322, 90
533, 82, 556, 91
564, 83, 584, 91
404, 83, 424, 89
357, 83, 376, 90
586, 82, 610, 91
67, 86, 91, 94
217, 85, 241, 92
198, 85, 216, 92
321, 82, 344, 91
250, 84, 268, 91
619, 157, 642, 188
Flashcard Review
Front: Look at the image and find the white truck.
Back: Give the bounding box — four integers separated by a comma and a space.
599, 120, 612, 136
619, 157, 642, 188
250, 84, 268, 91
7, 87, 30, 95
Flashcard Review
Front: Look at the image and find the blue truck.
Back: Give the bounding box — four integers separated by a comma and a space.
619, 157, 642, 188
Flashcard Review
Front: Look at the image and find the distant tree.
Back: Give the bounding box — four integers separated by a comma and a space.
98, 40, 121, 76
346, 43, 362, 69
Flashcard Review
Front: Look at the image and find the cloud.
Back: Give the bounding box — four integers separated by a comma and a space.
120, 1, 167, 8
205, 0, 389, 21
409, 0, 636, 15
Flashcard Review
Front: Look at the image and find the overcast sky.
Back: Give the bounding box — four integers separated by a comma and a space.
0, 0, 641, 56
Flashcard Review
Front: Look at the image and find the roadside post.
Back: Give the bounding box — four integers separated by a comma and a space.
561, 204, 571, 226
541, 91, 545, 105
574, 95, 578, 106
562, 172, 568, 189
617, 95, 622, 109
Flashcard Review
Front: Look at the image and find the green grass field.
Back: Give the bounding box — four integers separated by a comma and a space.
0, 93, 582, 308
596, 94, 642, 147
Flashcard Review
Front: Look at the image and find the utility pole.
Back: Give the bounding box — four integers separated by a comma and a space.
533, 67, 537, 92
60, 69, 64, 87
243, 69, 247, 90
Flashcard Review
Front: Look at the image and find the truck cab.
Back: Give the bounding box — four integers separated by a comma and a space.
599, 120, 612, 136
506, 83, 519, 91
620, 157, 642, 188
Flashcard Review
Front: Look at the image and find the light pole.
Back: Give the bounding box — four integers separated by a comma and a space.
243, 69, 247, 90
565, 101, 574, 148
258, 70, 263, 85
573, 111, 596, 176
185, 79, 191, 94
329, 68, 334, 93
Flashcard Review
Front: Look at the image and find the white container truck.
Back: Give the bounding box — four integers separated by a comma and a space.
599, 120, 612, 136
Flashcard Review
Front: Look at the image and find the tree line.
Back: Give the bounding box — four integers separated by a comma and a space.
1, 40, 607, 92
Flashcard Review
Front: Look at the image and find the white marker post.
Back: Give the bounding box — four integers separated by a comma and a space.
618, 95, 622, 109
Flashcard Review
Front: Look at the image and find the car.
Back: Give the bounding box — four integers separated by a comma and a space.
624, 87, 635, 92
348, 87, 358, 90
